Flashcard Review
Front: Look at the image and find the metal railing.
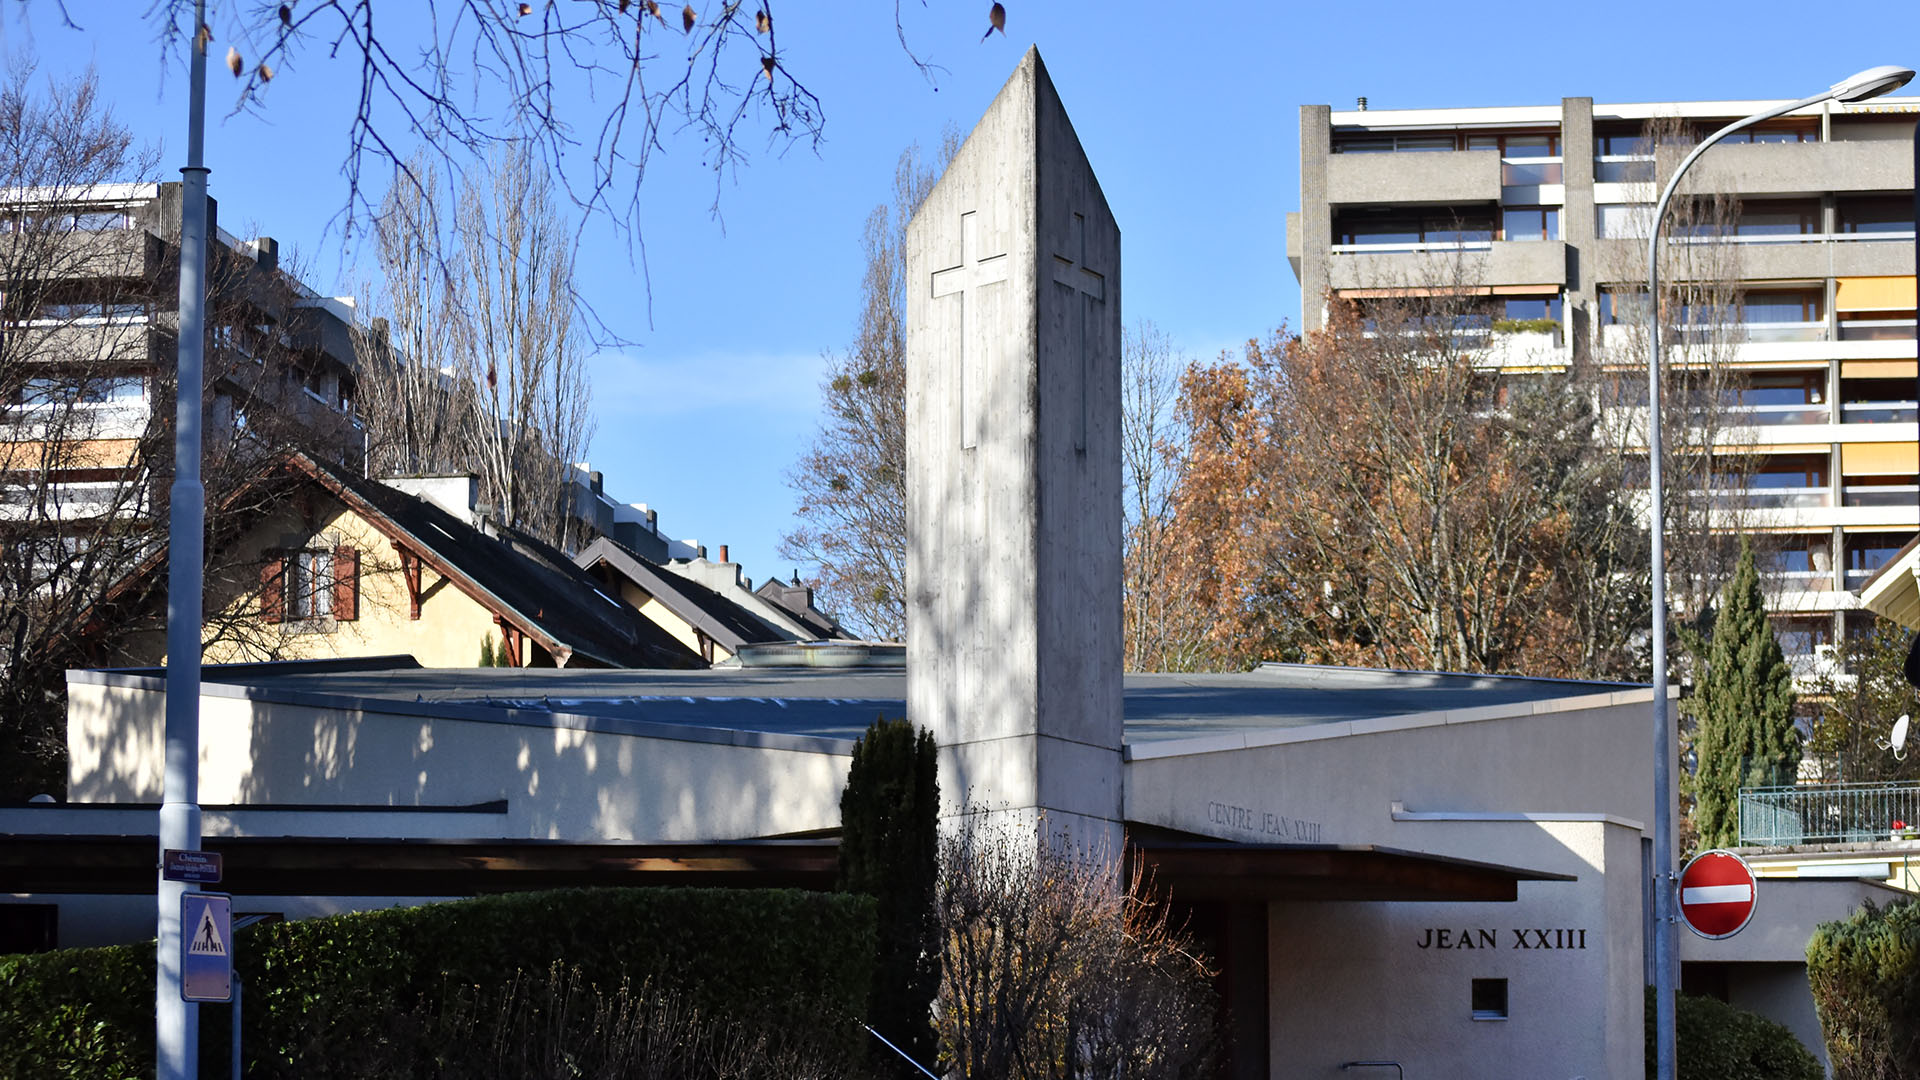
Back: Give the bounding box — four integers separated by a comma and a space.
1739, 781, 1920, 846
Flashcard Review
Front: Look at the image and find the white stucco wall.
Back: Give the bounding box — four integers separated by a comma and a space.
66, 674, 849, 842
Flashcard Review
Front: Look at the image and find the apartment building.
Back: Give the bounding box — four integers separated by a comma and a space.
1290, 95, 1918, 668
1, 180, 363, 532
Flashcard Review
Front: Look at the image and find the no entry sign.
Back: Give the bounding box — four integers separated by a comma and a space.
1678, 850, 1757, 939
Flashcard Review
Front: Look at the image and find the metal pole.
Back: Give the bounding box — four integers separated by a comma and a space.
1644, 90, 1829, 1080
159, 3, 210, 1078
230, 977, 242, 1080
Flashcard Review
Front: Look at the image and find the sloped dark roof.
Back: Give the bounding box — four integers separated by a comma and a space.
753, 576, 844, 639
295, 455, 704, 669
574, 535, 791, 653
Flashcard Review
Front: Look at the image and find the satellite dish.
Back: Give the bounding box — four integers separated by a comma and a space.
1880, 714, 1910, 761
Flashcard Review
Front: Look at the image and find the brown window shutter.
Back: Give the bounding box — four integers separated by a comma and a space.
260, 558, 285, 624
333, 545, 359, 621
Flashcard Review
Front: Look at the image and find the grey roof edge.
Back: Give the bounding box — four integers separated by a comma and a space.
67, 665, 857, 756
1124, 685, 1656, 762
1133, 836, 1577, 883
1252, 660, 1644, 692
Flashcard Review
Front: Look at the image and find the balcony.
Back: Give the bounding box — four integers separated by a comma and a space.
1327, 149, 1503, 206
1718, 486, 1830, 509
1689, 139, 1914, 197
1839, 318, 1917, 343
1839, 399, 1916, 424
1729, 402, 1829, 426
1739, 781, 1920, 846
1326, 240, 1566, 291
1843, 482, 1918, 508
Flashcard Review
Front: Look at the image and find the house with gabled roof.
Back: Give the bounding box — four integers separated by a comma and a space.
576, 536, 850, 664
91, 451, 704, 670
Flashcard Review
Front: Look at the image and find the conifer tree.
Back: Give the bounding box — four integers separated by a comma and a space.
478, 634, 497, 667
1685, 537, 1800, 850
838, 718, 939, 1074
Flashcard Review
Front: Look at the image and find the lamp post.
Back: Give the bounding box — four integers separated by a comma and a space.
1643, 63, 1913, 1080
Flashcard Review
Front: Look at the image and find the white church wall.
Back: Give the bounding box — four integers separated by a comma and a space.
67, 674, 849, 842
1264, 819, 1642, 1080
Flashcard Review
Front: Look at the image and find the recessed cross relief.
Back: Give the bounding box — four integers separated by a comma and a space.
1052, 212, 1105, 453
931, 210, 1008, 450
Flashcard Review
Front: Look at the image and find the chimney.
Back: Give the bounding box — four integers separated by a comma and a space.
718, 544, 729, 564
645, 508, 658, 534
254, 235, 279, 272
1356, 96, 1369, 111
589, 470, 603, 496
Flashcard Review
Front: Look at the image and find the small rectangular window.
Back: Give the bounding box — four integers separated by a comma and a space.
1471, 978, 1508, 1020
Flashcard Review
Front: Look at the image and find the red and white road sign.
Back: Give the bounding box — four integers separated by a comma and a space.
1678, 849, 1758, 939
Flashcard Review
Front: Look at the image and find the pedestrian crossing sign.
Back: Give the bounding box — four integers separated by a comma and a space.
180, 892, 232, 1002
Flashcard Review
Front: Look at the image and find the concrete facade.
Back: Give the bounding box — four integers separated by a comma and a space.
1292, 92, 1919, 666
905, 48, 1124, 846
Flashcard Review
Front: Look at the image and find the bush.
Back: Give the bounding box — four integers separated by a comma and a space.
1806, 897, 1920, 1079
838, 718, 939, 1074
1643, 986, 1822, 1080
0, 886, 875, 1080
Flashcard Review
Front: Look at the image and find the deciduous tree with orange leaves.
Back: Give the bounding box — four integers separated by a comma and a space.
1159, 291, 1653, 679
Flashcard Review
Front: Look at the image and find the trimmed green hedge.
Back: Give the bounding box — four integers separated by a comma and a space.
0, 886, 876, 1080
1807, 897, 1920, 1079
1644, 986, 1823, 1080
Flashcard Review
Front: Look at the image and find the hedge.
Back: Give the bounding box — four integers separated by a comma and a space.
1806, 897, 1920, 1079
0, 886, 876, 1080
1644, 986, 1822, 1080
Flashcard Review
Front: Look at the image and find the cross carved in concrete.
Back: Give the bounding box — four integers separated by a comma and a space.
932, 210, 1009, 450
1051, 212, 1106, 453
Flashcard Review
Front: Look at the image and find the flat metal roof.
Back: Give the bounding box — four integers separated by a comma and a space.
76, 660, 1645, 752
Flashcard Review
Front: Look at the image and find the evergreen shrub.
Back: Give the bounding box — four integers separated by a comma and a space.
0, 886, 874, 1079
1644, 986, 1822, 1080
1806, 898, 1920, 1079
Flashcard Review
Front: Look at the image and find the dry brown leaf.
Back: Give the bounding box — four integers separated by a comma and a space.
194, 23, 212, 54
225, 46, 243, 76
258, 62, 274, 82
681, 3, 695, 32
518, 2, 532, 14
755, 9, 769, 32
618, 0, 630, 10
278, 4, 292, 25
760, 55, 775, 80
982, 1, 1005, 39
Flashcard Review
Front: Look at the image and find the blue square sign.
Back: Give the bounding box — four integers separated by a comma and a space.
180, 892, 232, 1003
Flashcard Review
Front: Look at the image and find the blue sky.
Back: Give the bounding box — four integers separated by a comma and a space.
7, 1, 1917, 595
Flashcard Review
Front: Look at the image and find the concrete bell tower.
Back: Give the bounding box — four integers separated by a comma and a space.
904, 48, 1123, 849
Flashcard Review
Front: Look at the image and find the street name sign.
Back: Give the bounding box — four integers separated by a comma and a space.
1678, 849, 1757, 940
180, 892, 233, 1002
162, 848, 222, 884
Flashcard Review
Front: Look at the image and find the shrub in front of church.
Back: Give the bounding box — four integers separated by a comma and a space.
838, 718, 940, 1075
1642, 986, 1822, 1080
0, 885, 875, 1080
1806, 897, 1920, 1079
934, 821, 1218, 1080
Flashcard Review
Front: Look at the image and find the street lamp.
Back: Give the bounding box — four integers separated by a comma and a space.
1643, 63, 1913, 1080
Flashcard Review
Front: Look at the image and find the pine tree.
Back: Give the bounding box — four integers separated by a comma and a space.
1685, 537, 1800, 851
478, 634, 497, 667
838, 717, 939, 1075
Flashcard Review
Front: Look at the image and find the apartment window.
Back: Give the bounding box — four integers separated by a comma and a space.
1773, 616, 1833, 657
1839, 377, 1916, 420
1741, 372, 1823, 407
1746, 453, 1828, 490
1501, 206, 1559, 242
1719, 121, 1816, 144
1837, 196, 1912, 234
1501, 296, 1563, 323
1743, 289, 1823, 324
260, 545, 360, 624
1334, 207, 1494, 247
1471, 978, 1509, 1021
15, 374, 144, 407
1598, 288, 1651, 325
1734, 200, 1820, 237
1766, 535, 1832, 576
1596, 204, 1647, 239
1847, 532, 1915, 575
